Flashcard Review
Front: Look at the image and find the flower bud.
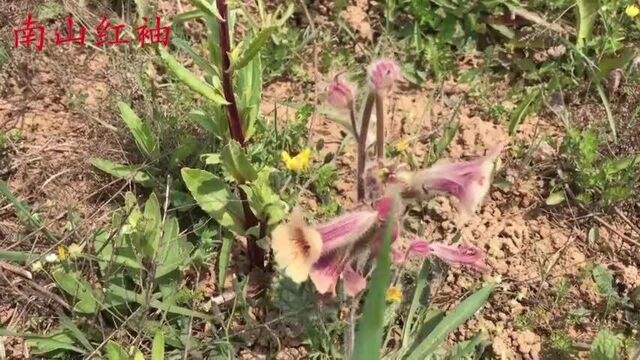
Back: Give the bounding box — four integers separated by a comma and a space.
367, 59, 401, 91
327, 75, 355, 109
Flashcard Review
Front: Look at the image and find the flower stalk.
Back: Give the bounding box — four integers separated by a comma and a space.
375, 92, 385, 160
357, 92, 376, 201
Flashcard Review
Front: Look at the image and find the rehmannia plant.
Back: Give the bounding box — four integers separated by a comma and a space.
271, 59, 504, 296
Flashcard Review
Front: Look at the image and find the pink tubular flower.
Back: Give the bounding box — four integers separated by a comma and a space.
396, 240, 488, 273
271, 195, 401, 297
327, 74, 356, 110
408, 144, 504, 217
368, 59, 401, 91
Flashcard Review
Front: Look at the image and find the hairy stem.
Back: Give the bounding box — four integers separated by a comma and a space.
217, 0, 245, 145
357, 92, 376, 201
350, 103, 359, 143
375, 92, 384, 160
216, 0, 263, 269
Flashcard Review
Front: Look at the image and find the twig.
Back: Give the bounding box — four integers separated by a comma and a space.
614, 207, 640, 236
26, 281, 72, 311
0, 262, 32, 280
593, 216, 640, 248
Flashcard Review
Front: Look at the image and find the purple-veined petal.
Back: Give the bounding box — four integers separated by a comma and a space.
396, 240, 488, 273
410, 144, 503, 216
315, 210, 378, 253
342, 264, 367, 297
309, 253, 343, 296
428, 242, 488, 273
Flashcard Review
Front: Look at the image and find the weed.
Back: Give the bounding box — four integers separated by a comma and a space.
549, 332, 577, 358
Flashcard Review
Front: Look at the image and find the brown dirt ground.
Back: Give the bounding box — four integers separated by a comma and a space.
1, 0, 639, 359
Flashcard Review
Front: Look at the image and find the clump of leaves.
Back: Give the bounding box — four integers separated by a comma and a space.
551, 128, 639, 208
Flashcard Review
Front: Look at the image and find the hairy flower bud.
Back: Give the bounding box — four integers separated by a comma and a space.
367, 59, 401, 91
327, 75, 356, 109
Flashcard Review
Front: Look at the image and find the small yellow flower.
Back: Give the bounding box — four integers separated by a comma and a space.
30, 261, 43, 272
386, 286, 403, 303
57, 245, 69, 262
68, 243, 85, 259
281, 148, 313, 173
396, 139, 410, 152
627, 4, 640, 17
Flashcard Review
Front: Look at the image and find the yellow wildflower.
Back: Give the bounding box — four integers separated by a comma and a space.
281, 148, 313, 173
396, 139, 410, 152
627, 4, 640, 17
58, 245, 69, 262
30, 261, 43, 272
68, 243, 85, 259
386, 286, 403, 303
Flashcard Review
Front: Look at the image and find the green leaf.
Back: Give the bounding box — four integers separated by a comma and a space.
405, 283, 496, 360
152, 330, 165, 360
592, 265, 620, 304
576, 0, 599, 48
169, 137, 199, 168
243, 168, 288, 226
220, 141, 258, 184
0, 328, 86, 356
0, 180, 55, 241
132, 193, 162, 259
236, 52, 262, 140
591, 329, 621, 360
59, 314, 94, 352
545, 191, 566, 206
509, 89, 540, 135
189, 0, 223, 21
172, 37, 218, 77
181, 168, 245, 234
172, 9, 205, 24
90, 158, 154, 187
158, 47, 228, 106
107, 284, 214, 319
447, 332, 490, 360
189, 109, 228, 139
0, 250, 38, 264
353, 199, 397, 360
52, 269, 100, 314
402, 260, 432, 348
218, 234, 233, 288
432, 120, 459, 163
118, 102, 159, 159
232, 26, 277, 71
156, 217, 193, 278
106, 341, 129, 360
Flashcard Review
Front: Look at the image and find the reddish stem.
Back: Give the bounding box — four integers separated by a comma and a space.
216, 0, 245, 145
216, 0, 264, 269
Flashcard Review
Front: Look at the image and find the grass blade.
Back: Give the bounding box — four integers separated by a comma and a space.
402, 260, 432, 348
158, 47, 228, 106
108, 284, 214, 320
218, 234, 233, 288
509, 89, 540, 135
353, 200, 397, 360
405, 283, 496, 360
152, 330, 165, 360
0, 180, 56, 243
59, 314, 94, 352
117, 102, 159, 159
